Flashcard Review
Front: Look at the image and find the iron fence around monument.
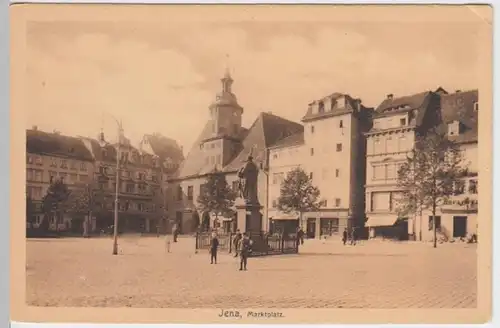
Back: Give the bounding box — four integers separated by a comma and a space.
195, 231, 299, 257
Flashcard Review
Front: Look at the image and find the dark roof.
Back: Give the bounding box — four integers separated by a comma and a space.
79, 136, 118, 162
175, 112, 303, 179
268, 130, 305, 149
26, 129, 94, 162
144, 133, 185, 164
368, 91, 432, 133
375, 91, 430, 114
438, 90, 478, 143
301, 93, 364, 122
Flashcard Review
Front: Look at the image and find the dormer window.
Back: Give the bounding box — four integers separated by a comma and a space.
474, 101, 479, 112
400, 118, 406, 126
448, 121, 460, 136
330, 99, 337, 111
318, 101, 325, 113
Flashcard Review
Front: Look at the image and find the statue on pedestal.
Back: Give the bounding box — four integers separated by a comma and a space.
237, 155, 259, 205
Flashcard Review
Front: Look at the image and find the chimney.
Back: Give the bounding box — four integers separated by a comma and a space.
32, 125, 38, 131
355, 98, 362, 111
387, 94, 394, 100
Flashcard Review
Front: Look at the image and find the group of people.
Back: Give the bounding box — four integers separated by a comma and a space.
342, 227, 358, 245
209, 229, 253, 271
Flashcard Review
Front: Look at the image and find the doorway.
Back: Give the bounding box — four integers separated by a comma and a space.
306, 218, 316, 239
453, 216, 467, 237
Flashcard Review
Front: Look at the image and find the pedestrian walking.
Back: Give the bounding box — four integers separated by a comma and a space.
232, 229, 242, 258
342, 228, 348, 245
239, 233, 252, 271
209, 232, 219, 264
350, 227, 357, 246
297, 227, 305, 246
172, 223, 179, 243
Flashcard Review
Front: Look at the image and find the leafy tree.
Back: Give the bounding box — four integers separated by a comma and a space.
41, 178, 71, 233
65, 181, 107, 237
197, 170, 236, 225
277, 167, 321, 228
397, 129, 465, 248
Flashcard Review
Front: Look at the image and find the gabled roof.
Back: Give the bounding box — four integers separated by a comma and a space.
142, 133, 185, 164
79, 136, 118, 163
27, 129, 94, 162
439, 90, 478, 143
175, 112, 303, 179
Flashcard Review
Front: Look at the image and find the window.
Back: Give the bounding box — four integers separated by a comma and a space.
51, 158, 57, 167
187, 186, 194, 201
126, 183, 135, 193
60, 160, 68, 169
318, 101, 325, 113
448, 121, 460, 136
339, 120, 343, 128
335, 198, 341, 207
468, 179, 478, 194
386, 163, 396, 180
59, 172, 67, 182
386, 137, 396, 153
70, 173, 77, 183
371, 192, 391, 211
309, 172, 313, 180
400, 118, 406, 126
79, 174, 88, 182
428, 216, 442, 231
272, 153, 278, 160
27, 155, 33, 164
216, 154, 221, 165
474, 101, 478, 112
322, 200, 328, 207
138, 203, 144, 212
310, 148, 314, 156
336, 143, 342, 152
80, 162, 87, 171
177, 186, 183, 201
232, 181, 239, 191
335, 169, 340, 178
272, 200, 277, 208
70, 161, 77, 170
398, 135, 407, 152
374, 138, 382, 154
373, 165, 384, 180
311, 125, 315, 133
454, 180, 465, 195
35, 156, 43, 165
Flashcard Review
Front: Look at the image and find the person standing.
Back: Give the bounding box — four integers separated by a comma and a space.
210, 232, 219, 264
232, 229, 242, 258
172, 222, 178, 243
239, 233, 252, 271
297, 227, 305, 246
351, 227, 357, 246
342, 228, 348, 245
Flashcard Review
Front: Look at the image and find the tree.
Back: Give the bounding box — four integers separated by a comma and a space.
277, 167, 321, 229
397, 129, 465, 248
64, 181, 107, 237
41, 178, 71, 233
197, 170, 236, 227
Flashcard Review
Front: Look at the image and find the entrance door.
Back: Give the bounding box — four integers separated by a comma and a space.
453, 216, 467, 237
306, 218, 316, 239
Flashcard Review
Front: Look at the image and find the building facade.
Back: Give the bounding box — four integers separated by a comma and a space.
364, 89, 478, 241
26, 127, 96, 231
267, 93, 373, 239
26, 127, 183, 234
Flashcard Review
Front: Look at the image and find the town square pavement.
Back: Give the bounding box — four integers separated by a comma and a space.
26, 236, 477, 308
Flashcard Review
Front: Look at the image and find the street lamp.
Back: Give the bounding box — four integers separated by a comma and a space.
104, 116, 124, 256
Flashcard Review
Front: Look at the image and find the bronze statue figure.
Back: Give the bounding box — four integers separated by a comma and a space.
237, 155, 259, 205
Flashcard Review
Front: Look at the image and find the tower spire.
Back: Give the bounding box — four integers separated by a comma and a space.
221, 53, 233, 93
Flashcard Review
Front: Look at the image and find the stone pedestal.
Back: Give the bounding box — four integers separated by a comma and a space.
235, 199, 263, 233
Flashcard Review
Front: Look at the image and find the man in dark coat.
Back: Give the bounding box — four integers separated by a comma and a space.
342, 228, 348, 245
210, 232, 219, 264
233, 229, 242, 257
239, 233, 252, 271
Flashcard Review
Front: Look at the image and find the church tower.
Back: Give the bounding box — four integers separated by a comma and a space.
201, 69, 244, 169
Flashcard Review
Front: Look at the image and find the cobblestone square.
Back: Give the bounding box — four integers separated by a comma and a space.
26, 236, 477, 308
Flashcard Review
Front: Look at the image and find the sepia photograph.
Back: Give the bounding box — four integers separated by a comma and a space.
10, 4, 492, 324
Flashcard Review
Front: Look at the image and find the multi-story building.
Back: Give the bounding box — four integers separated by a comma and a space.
79, 131, 183, 234
26, 127, 95, 231
267, 93, 373, 239
167, 70, 303, 234
364, 88, 478, 241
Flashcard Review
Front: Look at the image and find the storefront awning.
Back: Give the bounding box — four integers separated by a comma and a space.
365, 216, 398, 227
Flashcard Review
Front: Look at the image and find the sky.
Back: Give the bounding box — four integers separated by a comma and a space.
23, 6, 487, 152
